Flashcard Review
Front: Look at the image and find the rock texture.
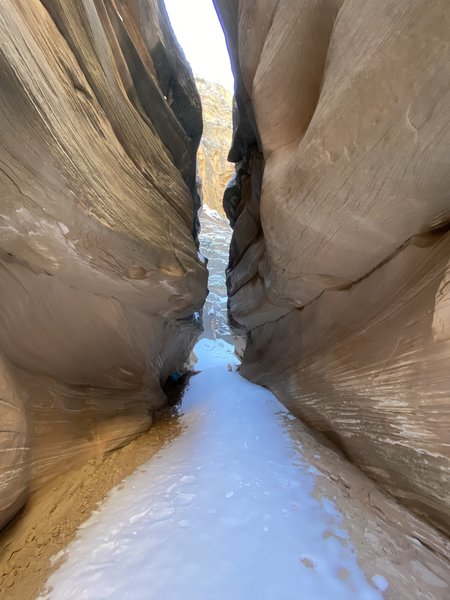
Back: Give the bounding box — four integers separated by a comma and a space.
196, 78, 234, 214
214, 0, 450, 535
0, 0, 207, 530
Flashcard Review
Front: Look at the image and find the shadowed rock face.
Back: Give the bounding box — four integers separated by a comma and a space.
196, 78, 234, 214
214, 0, 450, 534
0, 0, 207, 529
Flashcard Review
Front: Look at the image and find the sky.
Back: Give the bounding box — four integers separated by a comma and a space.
164, 0, 234, 90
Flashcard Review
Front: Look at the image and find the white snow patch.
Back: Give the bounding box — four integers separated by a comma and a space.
49, 549, 66, 566
371, 575, 389, 592
58, 222, 69, 235
197, 251, 206, 264
201, 204, 224, 221
194, 337, 239, 370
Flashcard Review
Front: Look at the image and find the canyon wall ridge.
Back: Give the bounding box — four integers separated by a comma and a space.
0, 0, 207, 529
214, 0, 450, 535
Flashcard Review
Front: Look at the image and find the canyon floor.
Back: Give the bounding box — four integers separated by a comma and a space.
37, 337, 449, 600
1, 211, 449, 600
40, 338, 387, 600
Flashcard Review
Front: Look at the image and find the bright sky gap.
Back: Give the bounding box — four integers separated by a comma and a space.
164, 0, 234, 90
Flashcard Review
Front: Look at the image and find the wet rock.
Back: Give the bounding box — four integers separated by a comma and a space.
0, 0, 207, 529
215, 0, 450, 534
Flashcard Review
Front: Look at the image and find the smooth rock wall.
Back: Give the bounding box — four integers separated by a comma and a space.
0, 0, 207, 529
214, 0, 450, 534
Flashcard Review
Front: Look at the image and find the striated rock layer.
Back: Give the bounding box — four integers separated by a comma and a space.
215, 0, 450, 534
0, 0, 207, 529
196, 78, 234, 214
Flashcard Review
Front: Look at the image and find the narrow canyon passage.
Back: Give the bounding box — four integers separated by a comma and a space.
39, 214, 449, 600
1, 0, 449, 598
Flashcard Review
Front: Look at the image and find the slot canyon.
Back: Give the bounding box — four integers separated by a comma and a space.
0, 0, 449, 598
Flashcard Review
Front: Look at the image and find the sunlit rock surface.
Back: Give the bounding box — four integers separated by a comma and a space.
196, 78, 234, 214
0, 0, 207, 529
214, 0, 450, 534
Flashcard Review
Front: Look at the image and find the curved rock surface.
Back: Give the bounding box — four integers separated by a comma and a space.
196, 78, 234, 214
0, 0, 207, 529
214, 0, 450, 534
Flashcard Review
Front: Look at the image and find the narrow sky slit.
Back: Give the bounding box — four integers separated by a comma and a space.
164, 0, 235, 343
163, 0, 234, 91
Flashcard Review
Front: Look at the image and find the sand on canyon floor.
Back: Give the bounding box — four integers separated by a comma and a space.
0, 407, 184, 600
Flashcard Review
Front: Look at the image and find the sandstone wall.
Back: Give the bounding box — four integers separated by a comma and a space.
196, 78, 234, 214
214, 0, 450, 534
0, 0, 207, 529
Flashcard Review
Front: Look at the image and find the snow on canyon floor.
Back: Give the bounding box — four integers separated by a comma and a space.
36, 210, 449, 600
40, 338, 388, 600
